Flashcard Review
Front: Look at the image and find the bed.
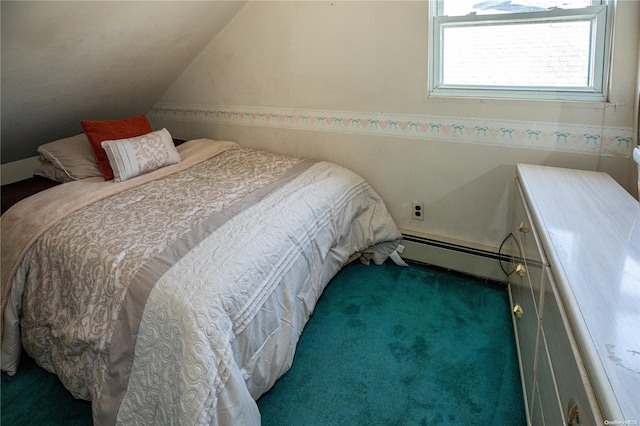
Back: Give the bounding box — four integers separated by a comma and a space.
1, 128, 401, 425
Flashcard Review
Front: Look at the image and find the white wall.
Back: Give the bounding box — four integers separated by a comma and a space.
149, 1, 640, 254
1, 1, 246, 163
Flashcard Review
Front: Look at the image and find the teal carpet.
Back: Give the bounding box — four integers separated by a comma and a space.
1, 261, 524, 425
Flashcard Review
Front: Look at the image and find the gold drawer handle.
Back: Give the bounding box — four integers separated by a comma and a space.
519, 221, 529, 233
513, 303, 523, 319
515, 263, 526, 277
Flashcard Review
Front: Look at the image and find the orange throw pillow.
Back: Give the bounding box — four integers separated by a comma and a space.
81, 115, 153, 180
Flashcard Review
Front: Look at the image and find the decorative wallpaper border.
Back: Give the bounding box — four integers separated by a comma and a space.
149, 104, 634, 158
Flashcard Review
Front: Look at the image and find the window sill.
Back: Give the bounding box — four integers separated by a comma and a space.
426, 92, 612, 110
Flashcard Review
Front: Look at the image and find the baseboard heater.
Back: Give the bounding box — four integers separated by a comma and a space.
402, 233, 504, 261
400, 232, 510, 283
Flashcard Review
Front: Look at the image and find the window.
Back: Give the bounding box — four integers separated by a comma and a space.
429, 0, 613, 101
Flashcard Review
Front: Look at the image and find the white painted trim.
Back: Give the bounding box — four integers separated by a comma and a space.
1, 156, 42, 185
429, 4, 610, 102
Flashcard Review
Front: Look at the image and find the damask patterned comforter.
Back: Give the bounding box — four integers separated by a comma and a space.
1, 139, 401, 425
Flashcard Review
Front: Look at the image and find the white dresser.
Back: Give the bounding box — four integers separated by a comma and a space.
509, 164, 640, 425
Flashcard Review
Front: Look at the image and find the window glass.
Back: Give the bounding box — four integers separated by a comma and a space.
443, 0, 593, 16
442, 20, 592, 87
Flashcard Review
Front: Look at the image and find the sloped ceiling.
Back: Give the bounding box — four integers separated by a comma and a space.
1, 1, 247, 164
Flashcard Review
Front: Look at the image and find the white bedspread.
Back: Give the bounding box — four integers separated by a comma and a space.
1, 139, 402, 425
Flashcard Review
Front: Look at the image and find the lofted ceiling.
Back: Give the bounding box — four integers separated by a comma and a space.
1, 1, 247, 164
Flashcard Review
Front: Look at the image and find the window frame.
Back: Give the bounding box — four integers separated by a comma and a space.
428, 1, 613, 102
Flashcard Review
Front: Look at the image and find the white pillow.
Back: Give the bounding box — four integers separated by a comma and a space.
36, 133, 102, 182
101, 128, 181, 182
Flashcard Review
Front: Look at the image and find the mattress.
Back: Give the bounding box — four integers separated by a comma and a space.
1, 139, 401, 425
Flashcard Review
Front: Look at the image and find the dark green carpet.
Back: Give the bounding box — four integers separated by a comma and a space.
1, 261, 524, 425
1, 351, 92, 425
257, 261, 524, 425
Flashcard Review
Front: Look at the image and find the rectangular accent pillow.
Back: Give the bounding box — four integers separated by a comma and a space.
36, 133, 102, 182
81, 115, 153, 180
101, 128, 181, 182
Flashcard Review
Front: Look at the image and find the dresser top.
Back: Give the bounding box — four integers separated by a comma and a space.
517, 164, 640, 421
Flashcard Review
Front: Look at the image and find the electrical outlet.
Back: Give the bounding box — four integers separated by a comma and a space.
412, 201, 424, 220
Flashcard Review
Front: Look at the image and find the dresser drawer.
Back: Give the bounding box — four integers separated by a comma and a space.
509, 280, 539, 413
541, 267, 603, 426
537, 331, 564, 426
513, 181, 546, 316
523, 255, 544, 319
514, 180, 548, 267
530, 383, 544, 426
